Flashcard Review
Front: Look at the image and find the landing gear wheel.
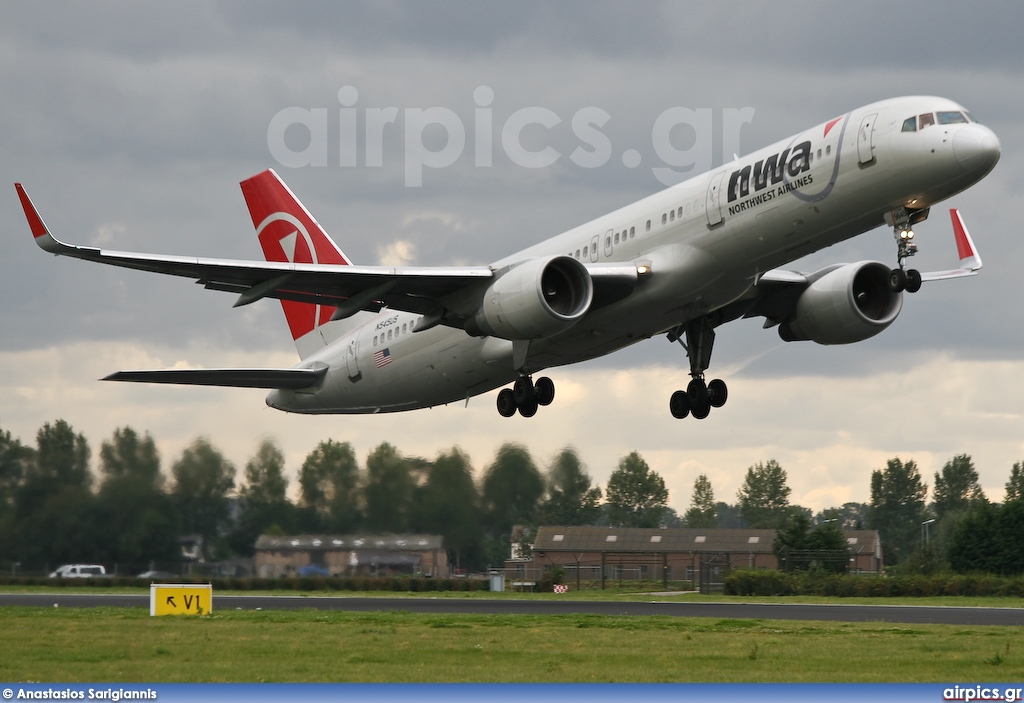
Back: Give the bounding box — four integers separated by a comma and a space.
512, 377, 535, 405
889, 268, 907, 293
708, 378, 728, 408
497, 389, 517, 417
534, 376, 555, 406
691, 396, 711, 420
517, 397, 538, 418
905, 268, 922, 293
687, 378, 708, 405
669, 390, 690, 419
686, 378, 711, 419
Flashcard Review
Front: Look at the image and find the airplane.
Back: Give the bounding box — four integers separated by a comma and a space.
15, 95, 999, 420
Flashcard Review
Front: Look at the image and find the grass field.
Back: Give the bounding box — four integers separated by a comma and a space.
2, 604, 1023, 682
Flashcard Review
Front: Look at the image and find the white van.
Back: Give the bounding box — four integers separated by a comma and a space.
48, 564, 107, 578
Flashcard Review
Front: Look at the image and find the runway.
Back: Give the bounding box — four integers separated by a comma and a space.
3, 592, 1023, 626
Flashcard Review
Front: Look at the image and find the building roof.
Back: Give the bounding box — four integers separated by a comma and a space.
532, 526, 881, 558
255, 534, 443, 553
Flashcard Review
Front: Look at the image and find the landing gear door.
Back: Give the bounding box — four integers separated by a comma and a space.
705, 171, 727, 227
858, 113, 877, 165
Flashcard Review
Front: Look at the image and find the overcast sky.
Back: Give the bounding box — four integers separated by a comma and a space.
2, 1, 1022, 517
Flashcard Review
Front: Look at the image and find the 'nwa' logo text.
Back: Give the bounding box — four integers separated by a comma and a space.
727, 141, 812, 203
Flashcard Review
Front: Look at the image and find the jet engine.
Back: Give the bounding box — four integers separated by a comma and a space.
465, 256, 593, 340
778, 261, 902, 345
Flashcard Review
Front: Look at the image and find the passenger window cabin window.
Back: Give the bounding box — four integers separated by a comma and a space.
387, 329, 392, 340
817, 148, 822, 159
662, 214, 667, 225
677, 207, 682, 218
919, 113, 935, 129
373, 336, 378, 347
902, 117, 917, 132
646, 220, 651, 231
669, 210, 675, 221
826, 145, 831, 155
575, 248, 580, 258
614, 232, 619, 244
402, 323, 407, 334
630, 226, 635, 237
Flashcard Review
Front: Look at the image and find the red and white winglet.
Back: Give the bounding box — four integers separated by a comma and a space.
920, 209, 983, 281
15, 183, 66, 254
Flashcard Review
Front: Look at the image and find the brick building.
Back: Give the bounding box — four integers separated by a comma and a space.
508, 526, 882, 590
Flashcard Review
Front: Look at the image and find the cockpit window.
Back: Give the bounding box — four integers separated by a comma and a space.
907, 111, 973, 133
937, 111, 969, 125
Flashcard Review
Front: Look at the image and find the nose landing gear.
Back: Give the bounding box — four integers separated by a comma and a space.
886, 207, 929, 293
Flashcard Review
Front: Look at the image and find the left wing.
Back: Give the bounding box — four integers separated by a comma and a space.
15, 183, 492, 320
15, 183, 641, 324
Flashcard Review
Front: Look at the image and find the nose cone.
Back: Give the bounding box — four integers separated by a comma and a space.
954, 124, 1001, 177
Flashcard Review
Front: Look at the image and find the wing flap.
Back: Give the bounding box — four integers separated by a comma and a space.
102, 367, 328, 389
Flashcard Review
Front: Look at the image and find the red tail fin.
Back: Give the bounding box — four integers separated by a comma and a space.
240, 170, 350, 344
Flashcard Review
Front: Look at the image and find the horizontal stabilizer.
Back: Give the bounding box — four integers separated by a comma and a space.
102, 367, 327, 389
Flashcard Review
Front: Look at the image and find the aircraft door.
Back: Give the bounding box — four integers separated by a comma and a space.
858, 113, 877, 165
346, 338, 361, 382
705, 171, 727, 227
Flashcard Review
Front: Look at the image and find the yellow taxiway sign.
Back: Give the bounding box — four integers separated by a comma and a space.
149, 584, 212, 616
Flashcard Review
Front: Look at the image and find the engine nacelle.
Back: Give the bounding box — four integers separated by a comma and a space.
466, 256, 593, 340
778, 261, 902, 345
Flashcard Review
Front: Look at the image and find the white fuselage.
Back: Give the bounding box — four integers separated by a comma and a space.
267, 96, 998, 414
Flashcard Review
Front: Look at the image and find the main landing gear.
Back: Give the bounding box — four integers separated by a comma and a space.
887, 207, 929, 294
496, 375, 555, 418
667, 316, 728, 420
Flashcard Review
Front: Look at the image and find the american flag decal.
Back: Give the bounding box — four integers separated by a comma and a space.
374, 348, 393, 368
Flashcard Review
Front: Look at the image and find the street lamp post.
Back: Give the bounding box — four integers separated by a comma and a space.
921, 518, 936, 548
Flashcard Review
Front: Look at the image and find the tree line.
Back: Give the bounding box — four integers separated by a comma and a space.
2, 419, 1021, 576
685, 455, 1024, 574
0, 420, 673, 574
